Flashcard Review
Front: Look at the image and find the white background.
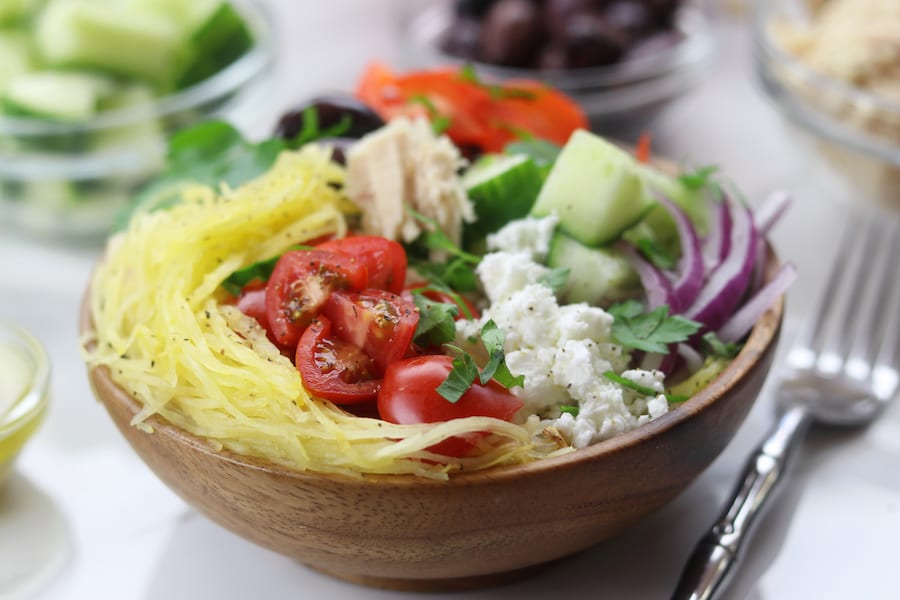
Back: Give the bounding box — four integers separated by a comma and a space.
1, 1, 899, 599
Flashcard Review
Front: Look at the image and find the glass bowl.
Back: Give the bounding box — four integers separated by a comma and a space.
0, 324, 50, 485
402, 1, 714, 132
753, 0, 900, 208
0, 0, 276, 241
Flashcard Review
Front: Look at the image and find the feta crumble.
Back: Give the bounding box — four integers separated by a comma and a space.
461, 216, 670, 449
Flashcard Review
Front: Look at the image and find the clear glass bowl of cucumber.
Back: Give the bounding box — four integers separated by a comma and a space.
0, 0, 275, 241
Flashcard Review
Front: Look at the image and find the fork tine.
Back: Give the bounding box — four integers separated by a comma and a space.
870, 221, 900, 400
788, 215, 862, 369
845, 216, 900, 381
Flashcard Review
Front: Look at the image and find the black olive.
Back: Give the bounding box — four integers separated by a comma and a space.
274, 95, 385, 141
480, 0, 543, 67
559, 12, 626, 68
315, 137, 356, 166
603, 1, 655, 41
542, 0, 607, 40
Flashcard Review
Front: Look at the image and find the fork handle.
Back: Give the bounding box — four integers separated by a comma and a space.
670, 405, 813, 600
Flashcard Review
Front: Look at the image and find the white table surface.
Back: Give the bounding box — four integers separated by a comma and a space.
2, 2, 899, 599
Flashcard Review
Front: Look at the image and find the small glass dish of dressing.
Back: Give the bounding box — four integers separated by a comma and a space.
0, 323, 50, 484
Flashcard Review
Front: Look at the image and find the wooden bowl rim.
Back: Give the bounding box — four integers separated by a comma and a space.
83, 245, 784, 488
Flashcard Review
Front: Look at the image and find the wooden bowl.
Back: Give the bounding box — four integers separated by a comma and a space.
82, 247, 784, 592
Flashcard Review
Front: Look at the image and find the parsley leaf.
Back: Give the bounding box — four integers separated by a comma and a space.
436, 347, 481, 403
411, 292, 459, 347
603, 371, 689, 404
478, 320, 525, 389
608, 301, 702, 354
702, 331, 741, 359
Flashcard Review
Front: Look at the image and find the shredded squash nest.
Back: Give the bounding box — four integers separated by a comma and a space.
82, 146, 541, 479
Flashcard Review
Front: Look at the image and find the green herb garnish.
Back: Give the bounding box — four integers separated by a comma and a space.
636, 237, 677, 270
537, 267, 571, 294
560, 405, 579, 417
702, 331, 741, 359
458, 63, 537, 101
608, 301, 702, 354
603, 371, 688, 404
436, 321, 524, 403
436, 346, 482, 404
411, 292, 459, 347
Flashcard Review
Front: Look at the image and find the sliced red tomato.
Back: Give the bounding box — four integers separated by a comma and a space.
296, 316, 380, 404
265, 250, 368, 348
403, 284, 480, 321
235, 280, 268, 327
316, 236, 408, 294
377, 355, 523, 456
321, 289, 419, 375
355, 62, 588, 155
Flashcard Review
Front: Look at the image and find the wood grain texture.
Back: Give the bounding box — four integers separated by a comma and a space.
82, 247, 784, 591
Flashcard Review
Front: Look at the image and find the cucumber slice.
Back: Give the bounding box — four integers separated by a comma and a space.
530, 130, 654, 247
3, 70, 115, 121
0, 0, 35, 25
463, 153, 545, 238
0, 31, 34, 94
547, 231, 640, 306
90, 84, 165, 157
176, 1, 253, 89
36, 0, 183, 83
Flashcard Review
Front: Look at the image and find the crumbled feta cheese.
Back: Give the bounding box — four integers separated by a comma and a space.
486, 214, 559, 260
464, 231, 670, 450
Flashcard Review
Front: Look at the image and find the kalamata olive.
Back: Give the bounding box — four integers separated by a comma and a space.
454, 0, 496, 18
480, 0, 543, 67
644, 0, 680, 28
559, 11, 626, 68
316, 137, 356, 166
541, 0, 607, 39
537, 43, 569, 70
274, 95, 385, 141
443, 17, 483, 60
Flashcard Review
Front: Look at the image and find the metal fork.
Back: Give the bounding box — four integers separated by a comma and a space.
671, 210, 900, 600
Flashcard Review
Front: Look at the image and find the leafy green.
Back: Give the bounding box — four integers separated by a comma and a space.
287, 106, 353, 148
537, 267, 570, 294
411, 292, 459, 347
678, 165, 719, 190
608, 301, 702, 354
560, 405, 579, 417
478, 320, 525, 389
435, 321, 524, 403
406, 206, 481, 292
702, 331, 741, 359
436, 347, 481, 404
408, 94, 452, 135
603, 371, 688, 404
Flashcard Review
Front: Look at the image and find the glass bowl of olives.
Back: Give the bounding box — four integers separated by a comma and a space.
403, 0, 713, 131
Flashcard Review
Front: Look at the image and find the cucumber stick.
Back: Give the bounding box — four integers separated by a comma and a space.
530, 130, 654, 247
4, 71, 115, 121
547, 231, 639, 306
177, 1, 254, 88
0, 31, 33, 94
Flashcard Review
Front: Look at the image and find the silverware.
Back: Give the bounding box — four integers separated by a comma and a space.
671, 210, 900, 600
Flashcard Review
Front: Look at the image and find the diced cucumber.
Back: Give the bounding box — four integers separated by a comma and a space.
463, 153, 545, 239
90, 84, 165, 159
547, 231, 640, 306
0, 0, 36, 25
530, 130, 654, 247
126, 0, 219, 31
0, 31, 34, 94
3, 70, 115, 121
36, 0, 183, 84
176, 1, 254, 89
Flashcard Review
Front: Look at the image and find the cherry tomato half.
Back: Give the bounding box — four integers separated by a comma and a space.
296, 316, 380, 404
378, 354, 523, 427
316, 236, 408, 294
321, 289, 419, 375
265, 250, 368, 348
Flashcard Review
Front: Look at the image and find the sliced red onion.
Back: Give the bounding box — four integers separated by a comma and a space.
677, 343, 704, 373
683, 199, 760, 332
717, 262, 798, 343
617, 242, 675, 310
754, 190, 791, 236
655, 194, 704, 312
702, 197, 731, 272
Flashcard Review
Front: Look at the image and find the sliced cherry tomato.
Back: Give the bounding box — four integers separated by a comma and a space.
403, 284, 480, 321
316, 236, 408, 294
377, 355, 523, 456
296, 316, 380, 404
265, 250, 368, 348
321, 289, 419, 375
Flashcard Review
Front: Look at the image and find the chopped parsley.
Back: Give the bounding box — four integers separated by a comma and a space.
436, 320, 524, 403
608, 300, 702, 354
603, 371, 688, 405
702, 331, 741, 359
